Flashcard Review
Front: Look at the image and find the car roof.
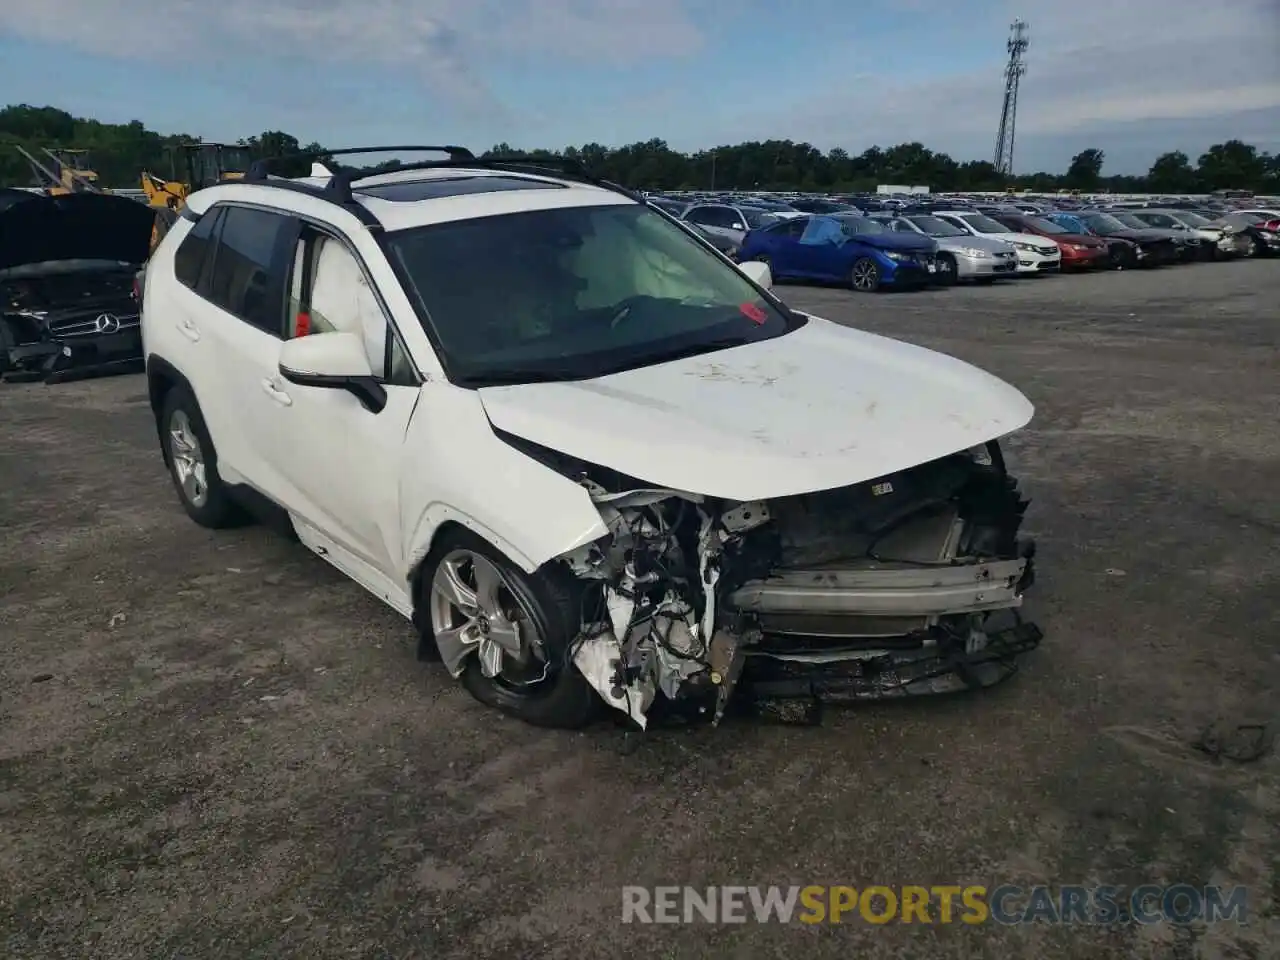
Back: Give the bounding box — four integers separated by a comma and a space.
186, 166, 634, 233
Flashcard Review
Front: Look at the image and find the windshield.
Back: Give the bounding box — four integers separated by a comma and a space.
905, 215, 965, 237
1174, 211, 1211, 226
385, 203, 798, 387
1135, 212, 1181, 228
958, 213, 1009, 234
1082, 213, 1128, 232
741, 207, 780, 228
834, 215, 888, 235
747, 200, 797, 212
1029, 217, 1070, 234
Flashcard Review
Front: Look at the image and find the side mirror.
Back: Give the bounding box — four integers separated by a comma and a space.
737, 259, 772, 290
278, 331, 387, 413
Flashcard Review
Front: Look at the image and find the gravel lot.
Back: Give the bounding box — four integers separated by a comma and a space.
2, 260, 1277, 959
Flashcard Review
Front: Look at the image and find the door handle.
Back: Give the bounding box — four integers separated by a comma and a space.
178, 318, 200, 342
260, 378, 293, 406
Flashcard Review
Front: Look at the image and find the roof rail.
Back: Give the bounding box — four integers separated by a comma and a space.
236, 146, 640, 229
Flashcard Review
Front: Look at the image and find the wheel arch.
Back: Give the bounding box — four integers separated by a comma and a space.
405, 512, 600, 664
146, 353, 201, 464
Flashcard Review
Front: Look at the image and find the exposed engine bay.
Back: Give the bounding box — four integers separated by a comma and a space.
544, 439, 1041, 727
1, 264, 143, 383
0, 191, 154, 384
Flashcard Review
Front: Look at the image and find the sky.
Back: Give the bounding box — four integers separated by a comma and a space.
0, 0, 1278, 175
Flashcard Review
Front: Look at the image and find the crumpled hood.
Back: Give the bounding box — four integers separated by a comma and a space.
0, 192, 156, 272
478, 316, 1034, 502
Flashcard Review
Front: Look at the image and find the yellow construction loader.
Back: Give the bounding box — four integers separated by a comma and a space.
141, 142, 251, 211
14, 145, 100, 195
140, 142, 252, 246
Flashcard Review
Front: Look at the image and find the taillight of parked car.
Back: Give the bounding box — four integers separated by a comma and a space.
1263, 219, 1280, 231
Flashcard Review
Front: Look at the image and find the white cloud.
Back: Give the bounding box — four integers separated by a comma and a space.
0, 0, 702, 121
0, 0, 700, 64
1, 0, 1276, 170
702, 0, 1280, 170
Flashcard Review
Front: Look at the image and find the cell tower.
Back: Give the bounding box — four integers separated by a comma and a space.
993, 19, 1030, 176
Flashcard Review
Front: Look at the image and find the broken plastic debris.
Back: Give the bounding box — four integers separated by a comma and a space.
108, 612, 127, 628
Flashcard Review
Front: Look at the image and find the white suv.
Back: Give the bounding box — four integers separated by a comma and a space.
141, 149, 1043, 729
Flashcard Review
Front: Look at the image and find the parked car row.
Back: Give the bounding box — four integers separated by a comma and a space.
4, 175, 1277, 388
646, 192, 1277, 293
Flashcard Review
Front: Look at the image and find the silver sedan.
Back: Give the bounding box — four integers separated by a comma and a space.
872, 214, 1019, 283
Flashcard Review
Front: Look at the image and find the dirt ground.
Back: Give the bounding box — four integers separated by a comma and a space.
2, 259, 1277, 959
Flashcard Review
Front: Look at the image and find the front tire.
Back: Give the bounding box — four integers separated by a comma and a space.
934, 254, 958, 286
424, 528, 598, 729
850, 257, 882, 292
160, 387, 245, 528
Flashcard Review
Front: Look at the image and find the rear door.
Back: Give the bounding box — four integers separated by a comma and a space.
197, 204, 303, 498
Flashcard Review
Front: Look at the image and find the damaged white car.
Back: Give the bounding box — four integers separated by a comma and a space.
141, 148, 1041, 729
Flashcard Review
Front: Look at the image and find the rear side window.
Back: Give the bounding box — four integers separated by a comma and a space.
174, 209, 222, 290
206, 207, 297, 336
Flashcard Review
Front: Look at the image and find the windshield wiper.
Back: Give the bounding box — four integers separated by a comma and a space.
460, 369, 594, 387
596, 335, 759, 373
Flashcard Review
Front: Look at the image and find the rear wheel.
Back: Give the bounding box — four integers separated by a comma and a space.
425, 529, 598, 729
160, 387, 245, 528
850, 257, 882, 292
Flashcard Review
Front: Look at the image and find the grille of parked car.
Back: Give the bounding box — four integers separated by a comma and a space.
49, 310, 140, 338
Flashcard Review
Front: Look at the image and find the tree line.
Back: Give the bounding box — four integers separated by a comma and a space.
1, 103, 1276, 195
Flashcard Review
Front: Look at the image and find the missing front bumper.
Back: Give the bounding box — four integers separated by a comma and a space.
741, 612, 1043, 706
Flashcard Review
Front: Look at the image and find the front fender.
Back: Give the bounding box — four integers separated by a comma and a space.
400, 382, 609, 579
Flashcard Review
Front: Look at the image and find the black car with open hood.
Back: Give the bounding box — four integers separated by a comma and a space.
1, 192, 157, 383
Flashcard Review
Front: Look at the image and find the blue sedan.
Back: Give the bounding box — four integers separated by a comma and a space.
738, 214, 940, 292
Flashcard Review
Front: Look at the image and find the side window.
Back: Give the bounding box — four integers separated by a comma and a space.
207, 206, 296, 336
292, 234, 413, 383
890, 220, 912, 233
683, 205, 716, 226
173, 208, 222, 291
777, 218, 807, 239
709, 207, 743, 229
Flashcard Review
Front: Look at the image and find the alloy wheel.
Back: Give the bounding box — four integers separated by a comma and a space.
429, 549, 549, 688
168, 410, 208, 508
851, 259, 879, 292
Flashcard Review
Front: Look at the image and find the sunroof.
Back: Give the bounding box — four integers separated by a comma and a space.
356, 175, 566, 202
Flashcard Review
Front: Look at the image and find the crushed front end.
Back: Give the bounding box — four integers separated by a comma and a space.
552, 440, 1041, 727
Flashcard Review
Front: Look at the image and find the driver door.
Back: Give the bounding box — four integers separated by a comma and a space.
796, 216, 849, 279
258, 229, 422, 603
